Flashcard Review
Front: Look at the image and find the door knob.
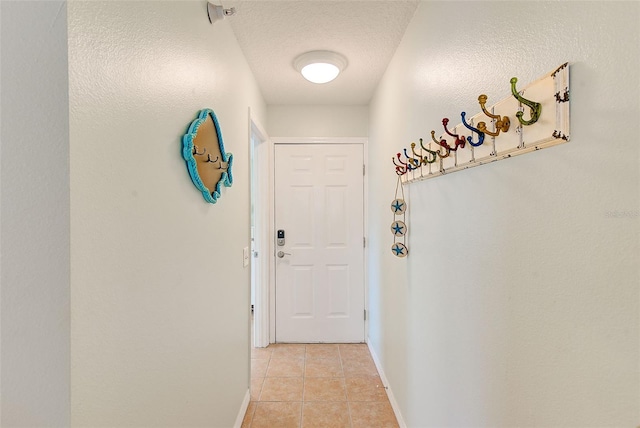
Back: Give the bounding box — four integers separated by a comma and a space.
277, 251, 291, 258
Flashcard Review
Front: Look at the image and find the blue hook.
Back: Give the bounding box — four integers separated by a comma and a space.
397, 152, 417, 171
404, 148, 422, 169
461, 112, 485, 147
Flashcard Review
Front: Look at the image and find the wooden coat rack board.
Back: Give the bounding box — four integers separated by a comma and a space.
394, 63, 570, 183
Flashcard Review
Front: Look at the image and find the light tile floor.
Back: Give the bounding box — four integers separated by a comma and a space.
242, 343, 399, 428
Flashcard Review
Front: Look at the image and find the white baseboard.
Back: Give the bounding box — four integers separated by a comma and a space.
233, 389, 251, 428
367, 342, 407, 428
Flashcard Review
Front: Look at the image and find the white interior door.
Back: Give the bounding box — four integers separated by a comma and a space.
274, 143, 364, 343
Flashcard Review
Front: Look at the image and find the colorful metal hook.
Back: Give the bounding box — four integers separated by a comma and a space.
442, 118, 466, 151
430, 131, 451, 158
392, 156, 408, 175
397, 152, 417, 171
404, 148, 422, 168
402, 148, 422, 168
392, 156, 407, 175
413, 140, 438, 164
418, 138, 440, 164
476, 94, 510, 137
410, 143, 424, 165
461, 112, 485, 147
510, 77, 541, 126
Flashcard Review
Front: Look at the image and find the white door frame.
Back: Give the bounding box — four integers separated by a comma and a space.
268, 137, 369, 343
249, 109, 270, 348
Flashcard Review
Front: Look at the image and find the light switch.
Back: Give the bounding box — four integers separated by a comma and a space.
243, 247, 250, 267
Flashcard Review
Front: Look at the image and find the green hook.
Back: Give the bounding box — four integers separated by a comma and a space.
510, 77, 541, 126
413, 140, 438, 164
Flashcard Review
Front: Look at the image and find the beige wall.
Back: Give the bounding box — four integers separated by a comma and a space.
68, 1, 265, 425
268, 105, 368, 137
368, 1, 639, 426
1, 2, 70, 425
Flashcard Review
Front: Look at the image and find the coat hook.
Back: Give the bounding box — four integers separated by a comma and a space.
461, 112, 485, 147
392, 156, 407, 175
510, 77, 542, 126
430, 131, 451, 158
413, 140, 438, 164
192, 145, 206, 156
410, 143, 424, 165
404, 148, 422, 168
204, 154, 219, 163
420, 138, 438, 163
476, 94, 510, 137
397, 152, 417, 171
442, 118, 466, 151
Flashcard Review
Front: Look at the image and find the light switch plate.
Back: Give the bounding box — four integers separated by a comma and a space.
243, 247, 250, 267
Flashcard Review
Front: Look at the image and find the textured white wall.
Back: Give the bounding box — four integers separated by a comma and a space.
1, 1, 70, 426
268, 105, 368, 137
368, 1, 639, 426
68, 1, 265, 426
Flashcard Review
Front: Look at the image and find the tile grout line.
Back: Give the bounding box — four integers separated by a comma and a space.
339, 345, 355, 428
300, 344, 306, 428
255, 349, 269, 428
247, 351, 261, 428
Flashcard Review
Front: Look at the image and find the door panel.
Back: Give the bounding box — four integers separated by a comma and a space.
275, 144, 364, 343
292, 266, 314, 317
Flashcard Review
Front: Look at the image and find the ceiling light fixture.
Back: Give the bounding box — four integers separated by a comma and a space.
293, 51, 348, 84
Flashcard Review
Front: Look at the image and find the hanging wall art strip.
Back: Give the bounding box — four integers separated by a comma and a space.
390, 175, 408, 258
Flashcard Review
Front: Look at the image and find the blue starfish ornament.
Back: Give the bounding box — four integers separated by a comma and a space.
391, 221, 406, 236
391, 199, 406, 214
391, 243, 408, 257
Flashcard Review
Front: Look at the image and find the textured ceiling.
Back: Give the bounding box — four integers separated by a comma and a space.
225, 1, 419, 105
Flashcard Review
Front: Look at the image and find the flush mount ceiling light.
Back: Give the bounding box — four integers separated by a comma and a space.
293, 51, 348, 84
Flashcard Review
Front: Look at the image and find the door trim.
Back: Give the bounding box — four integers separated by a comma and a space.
269, 137, 369, 343
249, 109, 270, 348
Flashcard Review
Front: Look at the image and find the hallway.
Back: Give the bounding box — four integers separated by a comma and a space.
3, 1, 639, 426
242, 344, 399, 428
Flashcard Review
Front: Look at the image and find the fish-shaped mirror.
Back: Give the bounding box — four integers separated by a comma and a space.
182, 109, 233, 203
